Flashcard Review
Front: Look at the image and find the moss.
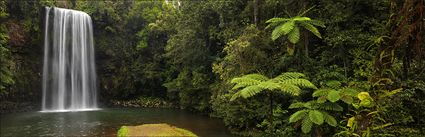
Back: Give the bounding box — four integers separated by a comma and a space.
174, 127, 198, 137
118, 123, 197, 137
117, 126, 129, 137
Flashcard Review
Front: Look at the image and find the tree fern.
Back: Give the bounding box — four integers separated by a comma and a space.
289, 101, 341, 134
230, 72, 316, 101
266, 15, 325, 55
309, 110, 324, 125
272, 72, 306, 82
287, 27, 300, 44
289, 109, 308, 123
312, 80, 359, 104
229, 72, 316, 129
301, 117, 313, 133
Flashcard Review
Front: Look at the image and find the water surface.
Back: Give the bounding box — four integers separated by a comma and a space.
0, 108, 233, 137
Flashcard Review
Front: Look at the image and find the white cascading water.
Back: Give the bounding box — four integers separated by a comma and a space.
42, 7, 98, 112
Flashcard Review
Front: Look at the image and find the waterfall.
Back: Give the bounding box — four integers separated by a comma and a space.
42, 7, 98, 112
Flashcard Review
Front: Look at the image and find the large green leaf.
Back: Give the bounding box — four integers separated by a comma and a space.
309, 110, 324, 125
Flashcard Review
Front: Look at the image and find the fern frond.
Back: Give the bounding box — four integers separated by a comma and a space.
273, 72, 305, 81
231, 77, 261, 86
305, 20, 325, 28
258, 81, 280, 90
279, 84, 302, 96
293, 16, 311, 21
316, 102, 343, 111
340, 95, 354, 104
309, 110, 324, 125
300, 22, 322, 38
239, 85, 264, 99
321, 111, 337, 126
312, 88, 331, 97
266, 17, 290, 23
232, 83, 247, 90
287, 26, 300, 44
317, 96, 327, 103
281, 79, 317, 89
271, 20, 295, 41
340, 87, 359, 97
289, 102, 306, 109
324, 80, 341, 89
230, 92, 242, 101
301, 117, 313, 133
241, 74, 269, 81
289, 109, 308, 123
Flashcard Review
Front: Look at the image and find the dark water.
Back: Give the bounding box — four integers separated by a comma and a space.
0, 108, 234, 137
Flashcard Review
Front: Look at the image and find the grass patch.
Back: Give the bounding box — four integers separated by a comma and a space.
117, 126, 128, 137
118, 123, 198, 137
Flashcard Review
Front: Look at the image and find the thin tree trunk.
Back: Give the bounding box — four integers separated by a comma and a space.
253, 0, 259, 26
269, 92, 273, 127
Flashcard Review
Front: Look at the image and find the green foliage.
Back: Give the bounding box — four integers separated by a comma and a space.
312, 81, 359, 104
0, 0, 13, 94
230, 72, 317, 101
289, 101, 340, 134
2, 0, 425, 137
266, 15, 325, 55
117, 126, 128, 137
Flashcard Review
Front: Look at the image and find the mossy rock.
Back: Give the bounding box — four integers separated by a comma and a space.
117, 123, 197, 137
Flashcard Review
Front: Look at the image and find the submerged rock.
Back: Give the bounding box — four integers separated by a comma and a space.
117, 123, 197, 137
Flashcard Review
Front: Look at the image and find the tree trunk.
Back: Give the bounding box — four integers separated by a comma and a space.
253, 0, 259, 26
269, 92, 273, 127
